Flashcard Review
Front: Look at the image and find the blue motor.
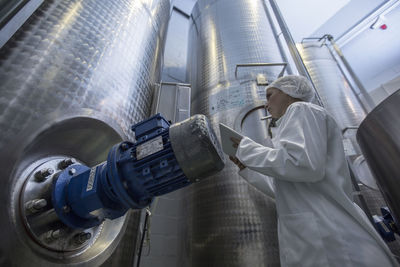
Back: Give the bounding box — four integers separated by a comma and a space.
373, 207, 399, 242
52, 114, 225, 229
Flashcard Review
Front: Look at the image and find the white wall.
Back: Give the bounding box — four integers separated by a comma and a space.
276, 0, 400, 104
275, 0, 350, 42
312, 0, 386, 39
340, 4, 400, 93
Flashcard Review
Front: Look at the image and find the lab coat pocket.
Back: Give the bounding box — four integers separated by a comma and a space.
278, 212, 328, 267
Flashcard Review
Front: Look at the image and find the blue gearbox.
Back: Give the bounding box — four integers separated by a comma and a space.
52, 114, 225, 228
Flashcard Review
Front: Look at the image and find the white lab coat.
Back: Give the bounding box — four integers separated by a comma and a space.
236, 102, 398, 267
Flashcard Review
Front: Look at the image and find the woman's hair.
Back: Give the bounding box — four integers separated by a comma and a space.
266, 75, 314, 102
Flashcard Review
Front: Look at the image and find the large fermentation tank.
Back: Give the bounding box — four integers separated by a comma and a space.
297, 42, 366, 130
0, 0, 169, 266
357, 89, 400, 224
184, 0, 286, 266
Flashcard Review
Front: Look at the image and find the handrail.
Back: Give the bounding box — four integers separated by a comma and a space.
234, 62, 287, 80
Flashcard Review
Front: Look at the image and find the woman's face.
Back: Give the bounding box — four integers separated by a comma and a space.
266, 87, 295, 119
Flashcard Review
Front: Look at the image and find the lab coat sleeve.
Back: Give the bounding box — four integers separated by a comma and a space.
238, 168, 275, 199
236, 104, 327, 182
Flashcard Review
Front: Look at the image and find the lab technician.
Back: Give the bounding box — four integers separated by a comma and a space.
230, 75, 398, 267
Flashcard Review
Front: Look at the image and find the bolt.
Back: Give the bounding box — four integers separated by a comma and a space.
73, 232, 92, 245
34, 168, 54, 181
25, 199, 47, 213
45, 229, 61, 242
58, 158, 76, 169
121, 143, 129, 151
33, 199, 47, 209
63, 205, 71, 213
52, 229, 61, 239
69, 168, 76, 175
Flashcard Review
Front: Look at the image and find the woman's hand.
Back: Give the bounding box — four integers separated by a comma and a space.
229, 156, 246, 170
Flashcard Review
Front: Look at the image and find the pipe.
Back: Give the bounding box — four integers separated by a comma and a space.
261, 1, 293, 75
326, 35, 375, 111
268, 0, 323, 106
235, 62, 287, 80
325, 47, 370, 114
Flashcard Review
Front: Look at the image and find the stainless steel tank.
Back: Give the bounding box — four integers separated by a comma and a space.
297, 42, 366, 130
183, 0, 286, 265
0, 0, 170, 265
357, 89, 400, 224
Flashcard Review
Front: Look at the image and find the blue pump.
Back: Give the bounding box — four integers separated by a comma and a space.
52, 114, 217, 229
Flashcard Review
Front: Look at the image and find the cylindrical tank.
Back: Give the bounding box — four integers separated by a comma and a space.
184, 0, 286, 265
357, 89, 400, 224
0, 0, 170, 266
297, 42, 366, 130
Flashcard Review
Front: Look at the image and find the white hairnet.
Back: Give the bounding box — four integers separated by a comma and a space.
266, 75, 315, 102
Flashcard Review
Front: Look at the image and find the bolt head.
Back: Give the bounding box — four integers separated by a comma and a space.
45, 229, 62, 242
34, 168, 54, 181
52, 229, 61, 239
63, 205, 71, 213
33, 199, 47, 210
59, 158, 76, 169
25, 199, 47, 213
74, 232, 92, 244
121, 143, 129, 151
69, 168, 76, 175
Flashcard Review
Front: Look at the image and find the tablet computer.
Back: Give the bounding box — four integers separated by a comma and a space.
219, 123, 243, 157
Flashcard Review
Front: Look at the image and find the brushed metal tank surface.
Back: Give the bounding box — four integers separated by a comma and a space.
0, 0, 169, 147
0, 0, 170, 266
297, 42, 366, 130
183, 0, 285, 266
357, 89, 400, 224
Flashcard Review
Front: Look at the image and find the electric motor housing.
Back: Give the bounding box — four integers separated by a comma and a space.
52, 114, 225, 228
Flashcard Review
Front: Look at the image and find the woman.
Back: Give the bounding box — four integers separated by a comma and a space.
230, 75, 398, 267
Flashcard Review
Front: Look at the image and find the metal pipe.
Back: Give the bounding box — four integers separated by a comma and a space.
261, 1, 293, 75
326, 35, 375, 110
325, 46, 369, 114
235, 62, 287, 79
172, 5, 190, 19
0, 0, 44, 48
342, 126, 359, 135
267, 0, 323, 106
159, 81, 191, 87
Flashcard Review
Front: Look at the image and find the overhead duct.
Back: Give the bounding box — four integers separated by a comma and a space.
0, 0, 170, 265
